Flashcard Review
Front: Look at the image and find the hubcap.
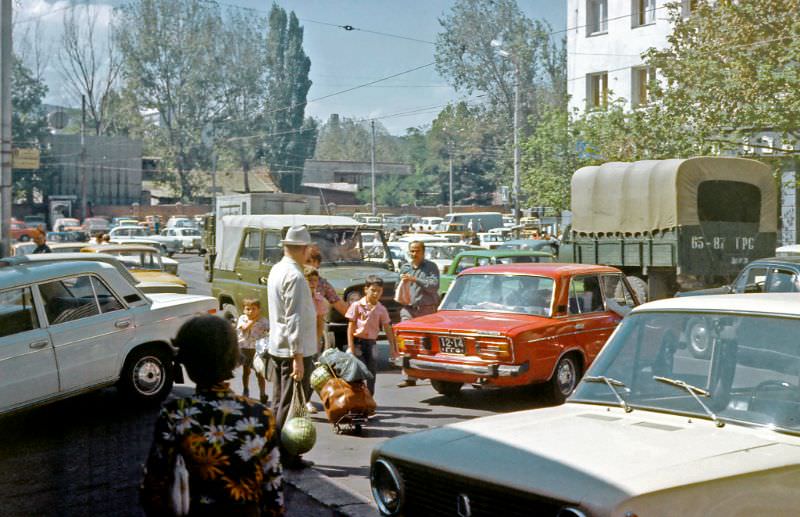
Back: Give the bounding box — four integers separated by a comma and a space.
133, 356, 165, 395
690, 323, 709, 353
557, 359, 575, 394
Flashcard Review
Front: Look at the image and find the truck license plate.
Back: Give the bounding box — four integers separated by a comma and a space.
439, 336, 465, 354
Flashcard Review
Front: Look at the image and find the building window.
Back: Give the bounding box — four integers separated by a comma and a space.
632, 0, 656, 27
586, 0, 608, 35
587, 72, 609, 109
632, 66, 656, 106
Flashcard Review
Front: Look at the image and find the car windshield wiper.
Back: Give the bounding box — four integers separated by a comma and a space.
583, 375, 632, 413
653, 376, 725, 428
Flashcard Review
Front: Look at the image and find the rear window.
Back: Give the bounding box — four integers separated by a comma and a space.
697, 180, 760, 224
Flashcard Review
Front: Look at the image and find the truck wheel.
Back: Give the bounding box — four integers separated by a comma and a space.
626, 276, 648, 304
431, 380, 462, 397
686, 317, 712, 358
549, 354, 580, 404
222, 303, 239, 325
119, 346, 173, 403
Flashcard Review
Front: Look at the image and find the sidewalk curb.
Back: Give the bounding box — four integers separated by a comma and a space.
284, 467, 377, 517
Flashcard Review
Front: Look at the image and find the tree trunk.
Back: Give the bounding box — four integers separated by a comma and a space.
243, 162, 250, 193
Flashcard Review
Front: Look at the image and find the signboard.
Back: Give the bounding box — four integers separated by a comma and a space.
12, 148, 40, 169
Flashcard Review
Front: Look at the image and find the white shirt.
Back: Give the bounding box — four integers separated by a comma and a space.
266, 255, 317, 358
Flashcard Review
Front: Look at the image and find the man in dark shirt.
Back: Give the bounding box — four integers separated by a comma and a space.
32, 230, 51, 254
397, 240, 440, 387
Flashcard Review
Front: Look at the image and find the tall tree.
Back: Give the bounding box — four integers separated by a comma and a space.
262, 6, 315, 193
435, 0, 563, 131
644, 0, 800, 153
216, 9, 269, 193
314, 114, 405, 163
114, 0, 224, 199
59, 4, 122, 136
11, 56, 52, 203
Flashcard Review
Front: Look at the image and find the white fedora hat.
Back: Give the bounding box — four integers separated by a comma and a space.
280, 225, 312, 246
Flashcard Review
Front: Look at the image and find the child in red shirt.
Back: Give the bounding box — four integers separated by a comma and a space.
346, 275, 395, 395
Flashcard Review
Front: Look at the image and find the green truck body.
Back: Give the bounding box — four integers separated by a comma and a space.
558, 157, 777, 299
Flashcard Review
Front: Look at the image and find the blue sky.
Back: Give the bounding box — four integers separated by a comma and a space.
17, 0, 565, 134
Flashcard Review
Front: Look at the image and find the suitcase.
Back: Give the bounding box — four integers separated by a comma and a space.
319, 377, 376, 434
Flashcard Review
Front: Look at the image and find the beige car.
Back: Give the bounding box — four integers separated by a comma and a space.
82, 245, 187, 294
371, 293, 800, 516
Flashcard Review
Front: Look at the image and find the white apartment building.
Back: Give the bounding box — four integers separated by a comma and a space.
567, 0, 695, 113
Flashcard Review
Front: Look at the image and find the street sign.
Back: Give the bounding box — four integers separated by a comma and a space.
12, 148, 40, 169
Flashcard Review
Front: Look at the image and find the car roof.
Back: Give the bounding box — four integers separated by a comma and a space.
83, 244, 159, 252
0, 259, 120, 288
634, 293, 800, 317
455, 249, 553, 258
463, 262, 620, 276
747, 256, 800, 265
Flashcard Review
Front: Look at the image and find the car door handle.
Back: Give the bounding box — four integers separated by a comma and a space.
575, 323, 585, 330
259, 276, 268, 285
115, 319, 132, 329
29, 340, 49, 350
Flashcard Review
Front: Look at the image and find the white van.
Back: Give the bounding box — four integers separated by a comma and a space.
441, 212, 503, 232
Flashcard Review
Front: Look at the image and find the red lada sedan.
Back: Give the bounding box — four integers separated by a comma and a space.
393, 263, 639, 401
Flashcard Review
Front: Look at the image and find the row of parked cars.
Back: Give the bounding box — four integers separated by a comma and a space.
371, 248, 800, 514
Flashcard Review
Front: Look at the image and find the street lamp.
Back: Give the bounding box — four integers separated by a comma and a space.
491, 39, 521, 226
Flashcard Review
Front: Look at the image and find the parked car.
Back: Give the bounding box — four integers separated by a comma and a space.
394, 263, 637, 399
46, 231, 90, 243
372, 293, 800, 517
11, 241, 88, 256
52, 217, 81, 233
161, 227, 203, 254
412, 217, 443, 232
83, 217, 111, 236
23, 214, 46, 229
476, 232, 507, 249
439, 249, 556, 296
422, 242, 479, 272
211, 214, 400, 347
10, 221, 40, 242
497, 238, 559, 255
166, 216, 196, 229
679, 256, 800, 297
107, 225, 181, 256
82, 245, 185, 293
0, 259, 216, 416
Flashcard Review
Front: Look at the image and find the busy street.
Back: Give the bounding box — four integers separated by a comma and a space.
4, 0, 800, 515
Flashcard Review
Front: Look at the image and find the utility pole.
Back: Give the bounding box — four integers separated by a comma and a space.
512, 62, 521, 226
80, 94, 88, 220
0, 0, 11, 257
370, 120, 376, 216
448, 150, 454, 214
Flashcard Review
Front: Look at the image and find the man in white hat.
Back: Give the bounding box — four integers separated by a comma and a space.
266, 225, 317, 469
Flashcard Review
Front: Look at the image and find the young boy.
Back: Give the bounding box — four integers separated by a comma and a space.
345, 275, 395, 395
303, 265, 328, 356
236, 298, 269, 403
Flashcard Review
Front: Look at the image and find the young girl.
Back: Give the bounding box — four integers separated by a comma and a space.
303, 265, 327, 414
236, 298, 269, 403
345, 275, 396, 395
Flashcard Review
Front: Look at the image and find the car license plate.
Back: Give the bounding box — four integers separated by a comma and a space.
439, 336, 465, 354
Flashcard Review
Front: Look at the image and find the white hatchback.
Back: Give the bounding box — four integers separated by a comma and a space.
0, 259, 217, 415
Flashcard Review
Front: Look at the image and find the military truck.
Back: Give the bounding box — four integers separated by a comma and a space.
211, 215, 400, 347
559, 157, 777, 300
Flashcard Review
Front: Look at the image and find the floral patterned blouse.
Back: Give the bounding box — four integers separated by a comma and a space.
140, 383, 284, 515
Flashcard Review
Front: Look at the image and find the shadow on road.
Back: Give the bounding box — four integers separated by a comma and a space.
420, 384, 556, 413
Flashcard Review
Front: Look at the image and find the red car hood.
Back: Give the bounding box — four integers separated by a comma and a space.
394, 310, 548, 336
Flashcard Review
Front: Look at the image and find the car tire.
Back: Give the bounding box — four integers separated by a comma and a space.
431, 380, 462, 397
686, 316, 712, 358
626, 275, 648, 304
549, 354, 580, 404
222, 303, 239, 325
18, 235, 30, 242
119, 346, 173, 403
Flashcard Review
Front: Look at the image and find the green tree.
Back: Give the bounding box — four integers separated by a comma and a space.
11, 56, 53, 203
644, 0, 800, 153
114, 0, 225, 199
435, 0, 564, 130
262, 6, 315, 193
314, 115, 405, 163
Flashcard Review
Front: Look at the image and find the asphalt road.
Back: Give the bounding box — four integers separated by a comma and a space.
0, 254, 554, 516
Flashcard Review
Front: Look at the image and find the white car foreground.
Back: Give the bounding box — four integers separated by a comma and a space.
371, 293, 800, 516
0, 259, 217, 415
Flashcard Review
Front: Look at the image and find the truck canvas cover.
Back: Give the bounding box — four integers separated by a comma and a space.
214, 214, 362, 271
571, 157, 776, 236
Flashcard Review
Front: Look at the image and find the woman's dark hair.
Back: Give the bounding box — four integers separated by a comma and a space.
175, 315, 239, 387
365, 275, 384, 288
